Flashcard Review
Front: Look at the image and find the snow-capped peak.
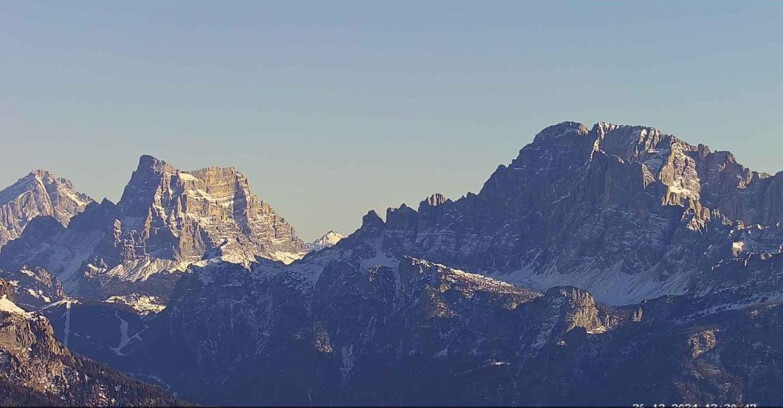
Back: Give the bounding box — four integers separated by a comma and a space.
307, 230, 344, 252
0, 169, 93, 248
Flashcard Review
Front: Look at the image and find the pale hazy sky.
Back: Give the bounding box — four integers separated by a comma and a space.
1, 1, 781, 240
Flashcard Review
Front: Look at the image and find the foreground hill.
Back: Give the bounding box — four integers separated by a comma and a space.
0, 278, 181, 406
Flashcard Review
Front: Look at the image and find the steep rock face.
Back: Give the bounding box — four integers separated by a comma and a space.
0, 278, 14, 300
0, 278, 181, 406
0, 170, 92, 249
115, 155, 304, 264
0, 156, 305, 303
718, 171, 783, 226
370, 121, 783, 305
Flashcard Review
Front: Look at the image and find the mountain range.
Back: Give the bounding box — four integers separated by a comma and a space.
0, 155, 308, 311
2, 121, 783, 406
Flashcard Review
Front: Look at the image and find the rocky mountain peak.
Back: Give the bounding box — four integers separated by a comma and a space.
307, 230, 345, 252
25, 169, 55, 180
592, 121, 621, 136
115, 154, 305, 258
386, 204, 418, 231
117, 155, 177, 216
340, 120, 783, 307
0, 155, 306, 303
360, 210, 385, 230
532, 121, 589, 143
420, 193, 450, 209
119, 155, 255, 214
595, 124, 692, 162
504, 121, 772, 215
136, 154, 177, 174
541, 286, 609, 334
0, 170, 93, 249
0, 170, 90, 209
114, 155, 303, 267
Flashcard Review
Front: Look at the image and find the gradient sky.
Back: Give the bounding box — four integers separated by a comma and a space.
1, 1, 781, 241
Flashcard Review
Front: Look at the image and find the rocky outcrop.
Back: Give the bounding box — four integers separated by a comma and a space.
0, 170, 92, 249
0, 279, 13, 299
0, 266, 66, 310
0, 156, 306, 303
115, 155, 304, 263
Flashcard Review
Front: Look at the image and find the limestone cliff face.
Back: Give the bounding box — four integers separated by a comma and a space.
0, 170, 92, 249
0, 156, 306, 303
718, 171, 783, 226
114, 155, 304, 263
361, 122, 783, 305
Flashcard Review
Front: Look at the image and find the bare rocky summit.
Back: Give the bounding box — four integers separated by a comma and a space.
116, 155, 305, 264
0, 155, 306, 305
0, 170, 92, 250
306, 230, 344, 252
374, 121, 783, 305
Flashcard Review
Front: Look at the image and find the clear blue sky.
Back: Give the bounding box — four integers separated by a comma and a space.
1, 1, 781, 240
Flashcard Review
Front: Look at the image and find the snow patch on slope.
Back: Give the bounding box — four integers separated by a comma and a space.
269, 251, 307, 265
63, 300, 72, 347
308, 231, 345, 252
109, 311, 143, 356
0, 295, 26, 315
500, 259, 692, 306
105, 294, 166, 315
